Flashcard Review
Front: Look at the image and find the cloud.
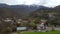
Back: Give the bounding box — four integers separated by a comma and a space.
0, 0, 60, 7
17, 0, 44, 5
0, 0, 45, 5
0, 0, 18, 5
43, 0, 60, 7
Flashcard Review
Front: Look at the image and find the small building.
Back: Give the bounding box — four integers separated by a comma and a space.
4, 18, 12, 22
17, 27, 27, 31
37, 19, 47, 31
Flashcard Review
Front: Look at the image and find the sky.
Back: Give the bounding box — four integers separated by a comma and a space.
0, 0, 60, 7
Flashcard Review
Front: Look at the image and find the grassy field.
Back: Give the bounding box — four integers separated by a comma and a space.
18, 30, 60, 34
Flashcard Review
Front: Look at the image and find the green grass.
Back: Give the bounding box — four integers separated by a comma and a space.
18, 30, 60, 34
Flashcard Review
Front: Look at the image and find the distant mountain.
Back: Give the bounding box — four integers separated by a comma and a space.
0, 3, 53, 18
0, 4, 41, 16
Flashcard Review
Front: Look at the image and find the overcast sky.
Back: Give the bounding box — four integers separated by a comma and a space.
0, 0, 60, 7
